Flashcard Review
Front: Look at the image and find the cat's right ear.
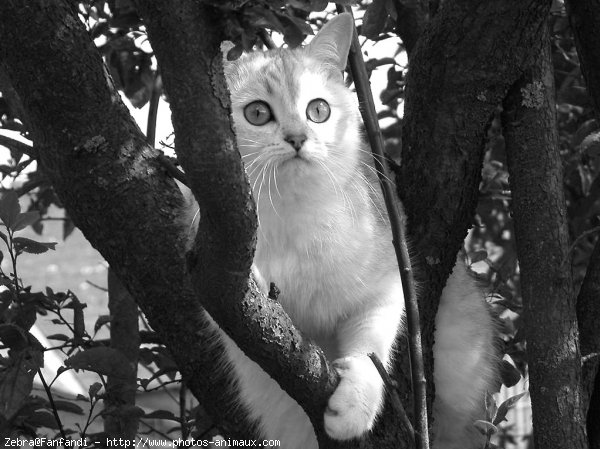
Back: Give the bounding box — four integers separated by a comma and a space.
306, 13, 354, 71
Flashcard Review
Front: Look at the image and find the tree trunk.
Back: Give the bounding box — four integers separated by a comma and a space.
399, 0, 553, 417
565, 1, 600, 446
577, 241, 600, 449
502, 25, 588, 449
103, 269, 140, 439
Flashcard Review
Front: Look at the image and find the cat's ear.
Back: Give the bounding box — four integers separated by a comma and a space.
306, 13, 354, 71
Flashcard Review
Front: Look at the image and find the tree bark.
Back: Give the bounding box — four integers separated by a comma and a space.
565, 1, 600, 446
502, 26, 588, 449
399, 0, 553, 416
0, 0, 259, 440
578, 241, 600, 449
566, 0, 600, 116
104, 269, 140, 439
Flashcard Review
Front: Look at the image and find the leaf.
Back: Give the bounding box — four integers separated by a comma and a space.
581, 131, 600, 158
0, 190, 21, 230
493, 392, 528, 425
28, 410, 60, 429
362, 0, 388, 40
0, 346, 44, 419
53, 400, 84, 415
12, 211, 40, 232
65, 347, 136, 378
76, 394, 89, 402
499, 359, 521, 387
71, 296, 86, 342
226, 44, 244, 61
46, 334, 70, 342
473, 419, 498, 436
143, 410, 180, 421
63, 218, 76, 240
287, 0, 329, 12
0, 230, 8, 246
0, 323, 28, 350
12, 237, 57, 255
89, 382, 103, 399
94, 315, 110, 333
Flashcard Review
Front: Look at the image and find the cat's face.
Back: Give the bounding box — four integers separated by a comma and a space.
224, 14, 360, 209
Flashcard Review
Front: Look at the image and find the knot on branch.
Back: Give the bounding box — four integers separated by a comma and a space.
520, 81, 544, 109
74, 135, 108, 155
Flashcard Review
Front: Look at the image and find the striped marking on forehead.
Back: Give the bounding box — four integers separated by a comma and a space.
254, 50, 305, 102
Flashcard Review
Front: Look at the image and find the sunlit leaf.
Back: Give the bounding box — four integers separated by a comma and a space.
473, 419, 497, 436
493, 391, 528, 425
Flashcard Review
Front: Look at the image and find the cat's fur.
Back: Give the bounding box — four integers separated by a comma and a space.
186, 13, 497, 449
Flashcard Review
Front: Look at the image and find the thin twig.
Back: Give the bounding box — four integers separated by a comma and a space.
180, 382, 189, 439
336, 6, 429, 449
157, 153, 188, 186
258, 29, 276, 49
0, 133, 37, 158
146, 73, 162, 147
37, 367, 68, 442
368, 352, 416, 445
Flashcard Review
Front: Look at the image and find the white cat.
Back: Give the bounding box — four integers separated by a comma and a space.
186, 13, 497, 449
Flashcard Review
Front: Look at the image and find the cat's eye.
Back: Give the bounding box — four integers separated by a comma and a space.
306, 99, 331, 123
244, 101, 272, 126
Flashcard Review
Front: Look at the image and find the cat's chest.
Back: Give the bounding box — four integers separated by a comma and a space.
254, 211, 370, 338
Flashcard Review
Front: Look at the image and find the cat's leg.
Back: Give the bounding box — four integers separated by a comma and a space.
432, 259, 498, 449
205, 311, 318, 449
324, 281, 404, 440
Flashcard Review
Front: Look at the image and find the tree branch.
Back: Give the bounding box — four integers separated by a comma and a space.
0, 0, 257, 439
502, 25, 587, 449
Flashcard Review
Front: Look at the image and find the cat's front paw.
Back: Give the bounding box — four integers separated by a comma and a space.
324, 356, 383, 440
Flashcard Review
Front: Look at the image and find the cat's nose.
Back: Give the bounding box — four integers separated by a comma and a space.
285, 134, 307, 151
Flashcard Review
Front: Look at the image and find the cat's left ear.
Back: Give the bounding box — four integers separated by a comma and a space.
305, 13, 354, 71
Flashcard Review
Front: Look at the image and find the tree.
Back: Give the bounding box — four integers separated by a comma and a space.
0, 0, 599, 448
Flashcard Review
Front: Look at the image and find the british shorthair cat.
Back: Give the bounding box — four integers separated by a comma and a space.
187, 12, 497, 449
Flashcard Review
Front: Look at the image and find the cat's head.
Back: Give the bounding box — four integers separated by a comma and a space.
224, 13, 362, 206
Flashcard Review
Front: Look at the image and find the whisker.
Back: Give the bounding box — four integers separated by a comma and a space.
267, 162, 281, 219
273, 163, 282, 198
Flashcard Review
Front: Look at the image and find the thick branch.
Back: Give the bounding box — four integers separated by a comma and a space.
399, 0, 553, 418
502, 27, 587, 449
0, 0, 257, 439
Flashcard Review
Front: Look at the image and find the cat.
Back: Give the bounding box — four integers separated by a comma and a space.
184, 12, 497, 449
